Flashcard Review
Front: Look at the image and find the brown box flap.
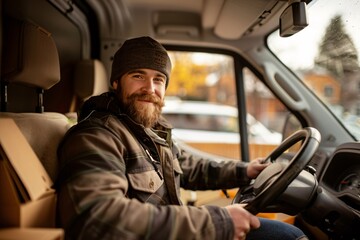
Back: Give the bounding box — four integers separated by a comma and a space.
0, 118, 53, 201
0, 228, 64, 240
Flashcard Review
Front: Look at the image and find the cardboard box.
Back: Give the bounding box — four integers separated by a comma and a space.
0, 118, 56, 228
0, 228, 64, 240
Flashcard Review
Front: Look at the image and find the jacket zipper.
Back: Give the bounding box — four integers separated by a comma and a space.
145, 149, 163, 180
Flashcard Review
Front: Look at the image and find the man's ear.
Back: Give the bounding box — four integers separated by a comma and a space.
112, 80, 119, 90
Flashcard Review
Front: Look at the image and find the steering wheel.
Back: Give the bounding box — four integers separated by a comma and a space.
232, 127, 321, 215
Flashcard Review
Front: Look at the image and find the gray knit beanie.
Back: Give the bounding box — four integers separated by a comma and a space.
110, 36, 172, 88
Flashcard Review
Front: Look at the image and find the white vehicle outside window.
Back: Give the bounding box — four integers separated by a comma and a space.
162, 99, 282, 144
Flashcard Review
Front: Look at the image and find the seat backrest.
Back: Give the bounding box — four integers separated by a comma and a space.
0, 19, 71, 181
66, 59, 109, 124
0, 112, 70, 180
74, 59, 109, 101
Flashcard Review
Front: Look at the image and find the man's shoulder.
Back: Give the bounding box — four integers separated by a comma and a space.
157, 115, 173, 129
75, 111, 123, 130
78, 91, 122, 121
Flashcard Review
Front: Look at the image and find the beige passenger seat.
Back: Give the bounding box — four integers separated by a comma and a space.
0, 19, 71, 182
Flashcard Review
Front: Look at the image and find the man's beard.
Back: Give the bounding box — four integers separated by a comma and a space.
122, 92, 164, 128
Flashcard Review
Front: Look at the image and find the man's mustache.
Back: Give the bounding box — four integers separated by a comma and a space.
128, 93, 163, 105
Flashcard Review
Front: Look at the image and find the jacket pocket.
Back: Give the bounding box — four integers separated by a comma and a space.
128, 170, 163, 193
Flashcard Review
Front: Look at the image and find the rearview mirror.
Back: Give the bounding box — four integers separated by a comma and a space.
279, 1, 308, 37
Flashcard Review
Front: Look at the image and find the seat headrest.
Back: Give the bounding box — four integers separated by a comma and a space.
1, 19, 60, 90
74, 59, 109, 100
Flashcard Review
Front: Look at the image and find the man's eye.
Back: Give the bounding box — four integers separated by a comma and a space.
132, 74, 144, 79
154, 77, 166, 84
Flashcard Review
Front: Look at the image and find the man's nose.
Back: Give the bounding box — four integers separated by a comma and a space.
141, 78, 155, 93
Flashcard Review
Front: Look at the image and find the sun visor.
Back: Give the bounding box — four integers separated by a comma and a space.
214, 0, 282, 40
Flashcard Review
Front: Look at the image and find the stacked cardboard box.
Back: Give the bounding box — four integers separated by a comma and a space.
0, 118, 62, 237
0, 228, 64, 240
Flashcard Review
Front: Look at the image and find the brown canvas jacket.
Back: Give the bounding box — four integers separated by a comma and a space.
56, 92, 251, 240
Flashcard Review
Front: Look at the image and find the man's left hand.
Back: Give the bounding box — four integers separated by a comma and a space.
246, 158, 270, 179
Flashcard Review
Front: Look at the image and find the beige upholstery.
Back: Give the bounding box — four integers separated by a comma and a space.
0, 112, 70, 180
2, 19, 60, 89
66, 59, 109, 124
0, 20, 70, 181
74, 59, 109, 100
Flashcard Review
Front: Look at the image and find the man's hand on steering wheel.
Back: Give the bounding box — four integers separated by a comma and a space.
246, 158, 271, 179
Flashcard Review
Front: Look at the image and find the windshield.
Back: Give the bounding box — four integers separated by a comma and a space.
268, 0, 360, 140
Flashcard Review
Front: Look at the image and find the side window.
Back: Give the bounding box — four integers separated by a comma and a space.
165, 51, 240, 159
243, 67, 285, 158
164, 51, 286, 160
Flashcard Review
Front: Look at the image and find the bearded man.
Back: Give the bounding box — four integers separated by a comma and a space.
56, 36, 308, 240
